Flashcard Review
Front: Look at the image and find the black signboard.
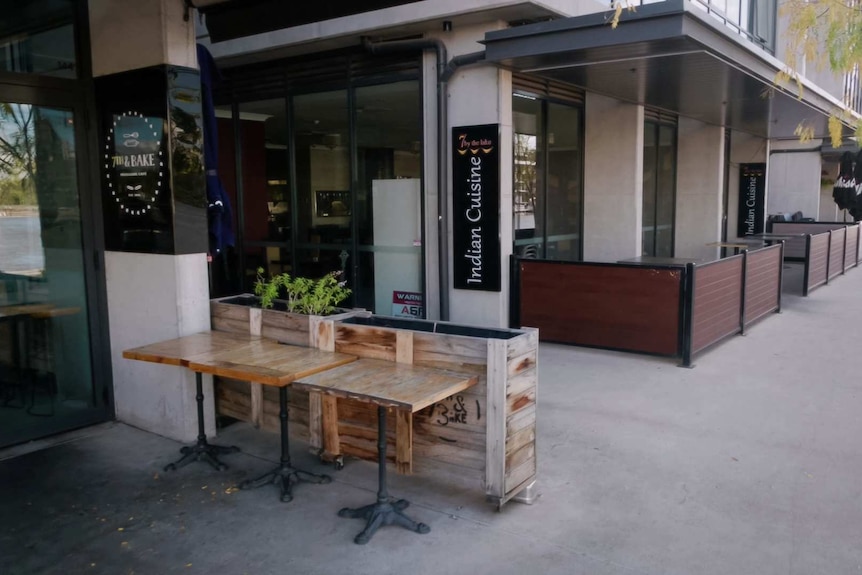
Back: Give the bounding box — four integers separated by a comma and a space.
96, 65, 206, 255
452, 124, 501, 291
737, 163, 766, 236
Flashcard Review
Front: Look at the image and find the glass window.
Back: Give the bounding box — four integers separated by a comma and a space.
0, 0, 77, 78
513, 93, 544, 259
642, 119, 677, 257
546, 103, 582, 261
234, 99, 290, 291
1, 103, 100, 446
293, 90, 352, 291
355, 82, 422, 316
512, 91, 582, 261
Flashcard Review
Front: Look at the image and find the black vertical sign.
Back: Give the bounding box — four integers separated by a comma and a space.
452, 124, 501, 291
737, 163, 766, 236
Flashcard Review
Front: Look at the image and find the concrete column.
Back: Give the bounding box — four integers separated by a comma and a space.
436, 24, 511, 328
674, 118, 724, 259
90, 0, 210, 442
728, 131, 768, 240
583, 93, 644, 261
766, 140, 822, 220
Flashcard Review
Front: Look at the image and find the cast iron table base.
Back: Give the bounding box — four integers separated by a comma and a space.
164, 372, 239, 472
338, 405, 430, 544
239, 386, 331, 501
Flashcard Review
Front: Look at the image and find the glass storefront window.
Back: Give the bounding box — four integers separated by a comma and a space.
0, 0, 77, 78
1, 103, 99, 446
512, 91, 582, 261
642, 120, 677, 257
355, 82, 422, 316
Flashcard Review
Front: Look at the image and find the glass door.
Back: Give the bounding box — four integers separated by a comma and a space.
0, 99, 105, 447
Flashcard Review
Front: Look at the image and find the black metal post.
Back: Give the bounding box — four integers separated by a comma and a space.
679, 263, 696, 368
338, 405, 430, 544
803, 234, 811, 297
376, 406, 389, 503
739, 251, 748, 335
239, 384, 330, 502
826, 231, 832, 285
163, 372, 239, 472
195, 372, 206, 444
280, 386, 291, 466
777, 241, 784, 313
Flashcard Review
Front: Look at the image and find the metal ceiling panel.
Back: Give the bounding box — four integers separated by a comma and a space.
484, 0, 854, 140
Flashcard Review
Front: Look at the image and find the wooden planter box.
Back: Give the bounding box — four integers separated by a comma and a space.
210, 294, 360, 438
316, 314, 538, 510
210, 297, 539, 510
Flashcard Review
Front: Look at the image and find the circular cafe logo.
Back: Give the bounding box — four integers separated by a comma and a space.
104, 111, 165, 216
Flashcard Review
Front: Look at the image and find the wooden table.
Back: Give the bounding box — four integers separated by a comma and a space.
123, 331, 266, 472
124, 331, 357, 504
293, 358, 478, 544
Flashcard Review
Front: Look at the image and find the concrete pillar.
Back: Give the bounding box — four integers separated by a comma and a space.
90, 0, 211, 442
583, 93, 644, 261
766, 140, 822, 220
674, 118, 724, 259
436, 23, 511, 328
728, 131, 768, 240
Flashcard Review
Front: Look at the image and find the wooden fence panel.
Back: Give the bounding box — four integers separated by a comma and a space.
805, 232, 830, 295
691, 257, 743, 354
743, 245, 781, 327
845, 226, 859, 271
519, 261, 683, 356
829, 228, 846, 281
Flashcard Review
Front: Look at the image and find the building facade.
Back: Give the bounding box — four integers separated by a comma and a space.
0, 0, 855, 446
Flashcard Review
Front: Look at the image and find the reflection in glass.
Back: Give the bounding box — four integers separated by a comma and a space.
293, 90, 352, 293
0, 103, 98, 447
513, 92, 582, 261
513, 93, 544, 258
355, 82, 422, 315
642, 120, 677, 257
546, 103, 582, 261
0, 0, 77, 78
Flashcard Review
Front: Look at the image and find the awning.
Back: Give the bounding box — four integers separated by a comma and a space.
483, 0, 856, 140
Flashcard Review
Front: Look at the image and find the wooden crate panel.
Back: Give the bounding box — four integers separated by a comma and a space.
506, 424, 535, 457
334, 325, 397, 361
412, 332, 489, 359
211, 317, 250, 335
829, 228, 846, 280
507, 369, 537, 398
846, 229, 859, 270
505, 457, 537, 494
211, 300, 250, 322
413, 435, 486, 470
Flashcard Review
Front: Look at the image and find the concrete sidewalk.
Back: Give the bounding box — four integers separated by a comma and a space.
2, 262, 862, 575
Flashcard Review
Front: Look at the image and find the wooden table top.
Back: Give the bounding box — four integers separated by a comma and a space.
292, 358, 479, 413
123, 330, 357, 386
0, 303, 56, 320
186, 341, 356, 386
122, 330, 263, 367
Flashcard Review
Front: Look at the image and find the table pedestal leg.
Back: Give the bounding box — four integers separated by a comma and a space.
338, 406, 430, 545
164, 372, 239, 472
239, 386, 331, 502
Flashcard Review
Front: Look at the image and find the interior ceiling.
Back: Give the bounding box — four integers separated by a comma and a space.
484, 4, 852, 141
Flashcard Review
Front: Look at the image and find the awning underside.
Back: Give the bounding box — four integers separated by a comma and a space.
484, 1, 853, 140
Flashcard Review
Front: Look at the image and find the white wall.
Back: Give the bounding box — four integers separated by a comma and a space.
90, 0, 196, 77
674, 118, 724, 260
106, 253, 213, 442
583, 92, 644, 261
766, 140, 822, 220
728, 131, 768, 240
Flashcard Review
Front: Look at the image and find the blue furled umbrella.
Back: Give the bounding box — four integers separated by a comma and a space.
197, 43, 235, 254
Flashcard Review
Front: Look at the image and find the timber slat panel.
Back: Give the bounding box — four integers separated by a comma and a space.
807, 233, 830, 293
520, 261, 681, 355
334, 325, 397, 361
691, 258, 742, 353
829, 229, 846, 280
744, 246, 781, 326
846, 227, 859, 269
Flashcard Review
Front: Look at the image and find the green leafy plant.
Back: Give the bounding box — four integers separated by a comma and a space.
254, 267, 351, 315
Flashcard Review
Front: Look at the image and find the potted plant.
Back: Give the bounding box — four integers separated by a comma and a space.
253, 268, 351, 316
